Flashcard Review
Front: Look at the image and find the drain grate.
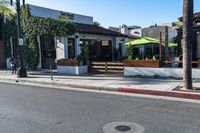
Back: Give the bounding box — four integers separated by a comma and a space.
115, 125, 131, 132
103, 122, 145, 133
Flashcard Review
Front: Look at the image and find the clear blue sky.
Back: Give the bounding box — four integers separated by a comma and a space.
26, 0, 200, 28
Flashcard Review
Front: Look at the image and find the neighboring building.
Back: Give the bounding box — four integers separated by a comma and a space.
178, 12, 200, 60
10, 4, 129, 69
109, 25, 142, 38
109, 25, 141, 57
142, 24, 177, 43
142, 24, 177, 59
161, 22, 177, 27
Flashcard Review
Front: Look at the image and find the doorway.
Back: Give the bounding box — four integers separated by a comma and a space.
40, 35, 57, 69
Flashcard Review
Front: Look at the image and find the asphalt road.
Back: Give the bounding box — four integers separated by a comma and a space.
0, 82, 200, 133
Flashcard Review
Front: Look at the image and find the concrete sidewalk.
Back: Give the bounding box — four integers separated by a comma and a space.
0, 70, 200, 100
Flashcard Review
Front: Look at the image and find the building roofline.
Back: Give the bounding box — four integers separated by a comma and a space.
27, 4, 93, 19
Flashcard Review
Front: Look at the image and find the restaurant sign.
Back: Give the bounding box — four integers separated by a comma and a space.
59, 11, 75, 21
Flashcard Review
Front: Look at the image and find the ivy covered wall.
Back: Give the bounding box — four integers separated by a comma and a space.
3, 5, 76, 69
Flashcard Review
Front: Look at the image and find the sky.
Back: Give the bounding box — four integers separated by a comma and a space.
25, 0, 200, 28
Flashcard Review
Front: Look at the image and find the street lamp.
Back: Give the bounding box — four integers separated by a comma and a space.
11, 0, 27, 78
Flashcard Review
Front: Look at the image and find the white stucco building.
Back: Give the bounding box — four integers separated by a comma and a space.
25, 5, 129, 69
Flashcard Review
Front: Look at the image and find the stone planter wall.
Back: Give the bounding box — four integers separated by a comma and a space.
57, 59, 88, 75
57, 65, 88, 75
124, 67, 200, 79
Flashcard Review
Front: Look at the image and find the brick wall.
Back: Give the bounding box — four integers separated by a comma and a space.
0, 41, 6, 68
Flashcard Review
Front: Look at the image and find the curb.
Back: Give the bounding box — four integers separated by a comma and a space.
118, 87, 200, 100
1, 78, 200, 100
0, 78, 118, 92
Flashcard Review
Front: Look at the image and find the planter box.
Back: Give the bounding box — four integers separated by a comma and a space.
124, 60, 160, 68
57, 59, 80, 66
57, 59, 88, 75
57, 65, 88, 75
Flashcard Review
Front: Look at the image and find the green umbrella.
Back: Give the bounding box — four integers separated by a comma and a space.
123, 37, 160, 46
168, 43, 177, 47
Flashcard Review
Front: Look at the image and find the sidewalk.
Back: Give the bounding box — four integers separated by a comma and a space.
0, 70, 200, 100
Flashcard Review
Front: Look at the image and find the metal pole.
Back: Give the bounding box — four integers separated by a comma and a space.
48, 53, 53, 81
159, 32, 162, 61
16, 0, 27, 77
165, 26, 169, 61
50, 59, 53, 81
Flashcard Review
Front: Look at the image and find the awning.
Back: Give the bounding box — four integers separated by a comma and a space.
123, 37, 160, 46
123, 37, 177, 48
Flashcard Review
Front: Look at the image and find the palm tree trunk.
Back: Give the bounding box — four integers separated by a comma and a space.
182, 0, 193, 90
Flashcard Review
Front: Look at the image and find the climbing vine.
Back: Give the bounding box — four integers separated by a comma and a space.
2, 5, 76, 69
20, 5, 76, 69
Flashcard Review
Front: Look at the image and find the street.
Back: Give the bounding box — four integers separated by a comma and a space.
0, 82, 200, 133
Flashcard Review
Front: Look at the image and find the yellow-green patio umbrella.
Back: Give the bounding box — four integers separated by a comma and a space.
123, 37, 160, 46
168, 43, 177, 47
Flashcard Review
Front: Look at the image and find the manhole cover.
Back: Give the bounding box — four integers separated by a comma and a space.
115, 125, 131, 131
103, 122, 145, 133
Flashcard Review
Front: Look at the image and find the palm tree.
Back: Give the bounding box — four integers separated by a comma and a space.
182, 0, 193, 90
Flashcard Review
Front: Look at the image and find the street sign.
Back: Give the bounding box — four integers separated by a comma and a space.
19, 38, 24, 46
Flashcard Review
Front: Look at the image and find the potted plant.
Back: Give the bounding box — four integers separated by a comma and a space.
80, 42, 89, 65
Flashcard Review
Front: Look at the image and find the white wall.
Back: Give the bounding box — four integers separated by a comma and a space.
129, 29, 142, 37
115, 37, 129, 56
120, 25, 129, 35
56, 37, 67, 60
124, 67, 200, 79
75, 35, 81, 57
28, 4, 93, 25
57, 65, 88, 75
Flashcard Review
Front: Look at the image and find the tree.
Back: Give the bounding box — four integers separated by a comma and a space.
0, 0, 15, 19
93, 21, 101, 26
182, 0, 193, 90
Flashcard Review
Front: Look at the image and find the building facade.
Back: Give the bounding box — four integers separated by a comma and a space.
10, 5, 129, 69
178, 12, 200, 60
109, 25, 142, 38
142, 24, 177, 60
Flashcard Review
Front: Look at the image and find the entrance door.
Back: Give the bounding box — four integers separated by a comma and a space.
89, 40, 102, 61
0, 41, 5, 67
101, 40, 112, 61
40, 35, 57, 69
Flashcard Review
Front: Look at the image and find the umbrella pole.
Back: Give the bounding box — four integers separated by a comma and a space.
159, 32, 162, 61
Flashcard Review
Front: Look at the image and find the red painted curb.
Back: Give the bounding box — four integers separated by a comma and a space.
118, 87, 200, 100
